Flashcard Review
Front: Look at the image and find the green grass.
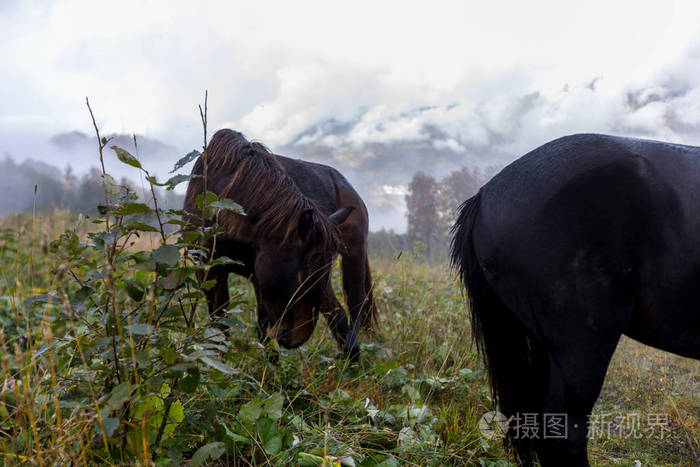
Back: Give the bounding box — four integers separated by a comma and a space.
590, 337, 699, 465
0, 212, 697, 465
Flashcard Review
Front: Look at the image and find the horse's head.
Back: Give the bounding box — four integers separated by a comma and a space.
254, 206, 354, 348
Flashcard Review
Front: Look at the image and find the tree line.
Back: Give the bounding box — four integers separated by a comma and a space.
0, 157, 184, 217
3, 155, 494, 263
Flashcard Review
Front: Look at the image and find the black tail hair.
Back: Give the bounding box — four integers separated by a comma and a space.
450, 192, 549, 466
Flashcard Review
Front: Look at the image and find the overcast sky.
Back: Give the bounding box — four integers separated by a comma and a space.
3, 0, 700, 231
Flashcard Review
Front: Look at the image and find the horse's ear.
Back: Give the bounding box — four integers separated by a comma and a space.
329, 206, 354, 225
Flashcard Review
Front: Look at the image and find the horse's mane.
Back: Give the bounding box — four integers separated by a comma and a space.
186, 129, 340, 252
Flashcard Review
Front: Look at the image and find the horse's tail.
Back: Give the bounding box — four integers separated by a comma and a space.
450, 192, 548, 466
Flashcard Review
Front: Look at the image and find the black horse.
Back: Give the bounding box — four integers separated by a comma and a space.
451, 133, 700, 466
184, 129, 377, 360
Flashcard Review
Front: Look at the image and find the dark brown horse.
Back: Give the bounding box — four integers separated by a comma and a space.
184, 129, 377, 360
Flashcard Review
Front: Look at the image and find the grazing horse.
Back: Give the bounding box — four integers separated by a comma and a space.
184, 129, 377, 360
451, 133, 700, 466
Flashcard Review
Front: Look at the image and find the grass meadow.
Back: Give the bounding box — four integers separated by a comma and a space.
0, 210, 697, 466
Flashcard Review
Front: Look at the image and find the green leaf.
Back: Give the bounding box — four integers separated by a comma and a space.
190, 441, 225, 467
102, 173, 121, 196
24, 294, 49, 310
166, 173, 198, 190
134, 350, 150, 366
159, 269, 186, 290
145, 175, 168, 186
263, 393, 284, 421
210, 199, 245, 215
181, 290, 206, 300
401, 384, 421, 403
178, 230, 202, 244
115, 203, 151, 216
123, 281, 145, 301
131, 250, 157, 270
209, 256, 243, 266
33, 343, 52, 359
238, 399, 263, 424
91, 230, 116, 248
70, 286, 95, 306
459, 368, 474, 380
256, 417, 282, 456
152, 244, 179, 267
220, 317, 246, 330
195, 191, 218, 211
125, 221, 159, 233
296, 452, 325, 466
166, 219, 188, 227
160, 400, 185, 440
222, 423, 252, 444
104, 383, 135, 411
376, 457, 401, 467
111, 145, 142, 169
199, 357, 238, 375
56, 230, 80, 253
125, 323, 154, 335
171, 149, 201, 173
281, 428, 295, 450
179, 368, 200, 393
169, 400, 185, 425
159, 347, 178, 365
100, 417, 120, 438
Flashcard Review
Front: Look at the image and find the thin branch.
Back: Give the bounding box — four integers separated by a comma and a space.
199, 90, 208, 153
85, 97, 111, 230
195, 91, 221, 322
86, 97, 107, 177
134, 134, 167, 244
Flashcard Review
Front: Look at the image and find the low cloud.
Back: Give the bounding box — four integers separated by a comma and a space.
239, 49, 700, 232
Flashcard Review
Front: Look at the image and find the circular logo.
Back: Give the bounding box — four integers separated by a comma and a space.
479, 411, 508, 440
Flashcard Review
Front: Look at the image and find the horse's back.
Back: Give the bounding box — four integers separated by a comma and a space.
480, 134, 700, 224
474, 134, 700, 357
477, 133, 700, 252
276, 154, 370, 238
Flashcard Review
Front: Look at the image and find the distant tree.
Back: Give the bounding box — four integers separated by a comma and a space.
0, 157, 65, 216
404, 165, 500, 262
73, 168, 104, 215
434, 167, 486, 258
61, 164, 76, 210
405, 172, 439, 261
437, 167, 484, 224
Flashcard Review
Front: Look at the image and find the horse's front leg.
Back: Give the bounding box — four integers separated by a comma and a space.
318, 283, 356, 361
203, 266, 230, 323
340, 248, 373, 361
251, 278, 270, 344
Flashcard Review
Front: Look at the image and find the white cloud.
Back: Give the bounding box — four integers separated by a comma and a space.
3, 0, 697, 141
433, 138, 466, 153
4, 0, 700, 231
